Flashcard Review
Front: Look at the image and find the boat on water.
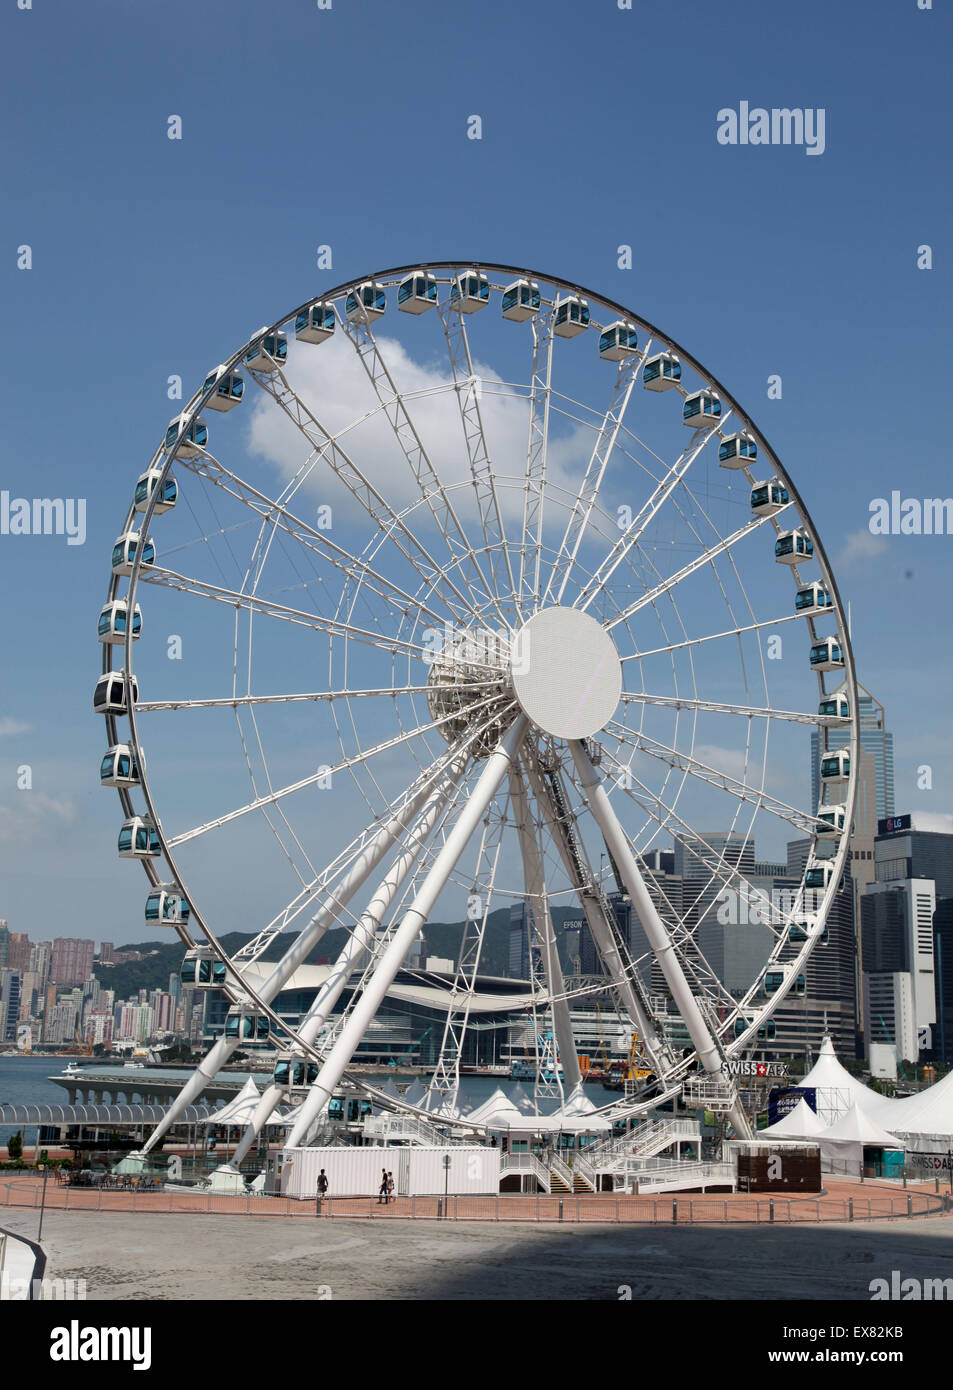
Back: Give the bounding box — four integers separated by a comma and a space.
508, 1060, 563, 1082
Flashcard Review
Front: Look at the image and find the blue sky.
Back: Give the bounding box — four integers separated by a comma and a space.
0, 0, 950, 948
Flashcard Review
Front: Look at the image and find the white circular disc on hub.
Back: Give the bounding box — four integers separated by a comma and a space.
510, 607, 622, 740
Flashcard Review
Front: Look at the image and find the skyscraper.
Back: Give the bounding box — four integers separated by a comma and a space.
811, 682, 894, 820
49, 938, 96, 987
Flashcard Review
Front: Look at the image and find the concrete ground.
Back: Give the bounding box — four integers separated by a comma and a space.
2, 1207, 952, 1300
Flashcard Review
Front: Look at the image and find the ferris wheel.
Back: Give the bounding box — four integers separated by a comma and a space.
95, 262, 858, 1153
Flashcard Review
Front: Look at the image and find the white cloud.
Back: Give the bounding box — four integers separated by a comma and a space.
838, 528, 888, 573
244, 332, 598, 534
0, 793, 77, 844
0, 716, 31, 738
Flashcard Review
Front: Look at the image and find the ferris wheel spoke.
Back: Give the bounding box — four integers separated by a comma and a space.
437, 296, 518, 625
140, 566, 436, 664
340, 311, 500, 618
167, 695, 516, 849
606, 721, 817, 836
606, 505, 794, 634
248, 364, 484, 626
135, 682, 502, 715
517, 307, 555, 616
594, 744, 790, 946
542, 348, 645, 609
178, 447, 452, 633
619, 691, 827, 726
619, 610, 803, 664
576, 414, 729, 613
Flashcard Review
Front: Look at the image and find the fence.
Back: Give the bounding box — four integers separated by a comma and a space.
0, 1176, 947, 1226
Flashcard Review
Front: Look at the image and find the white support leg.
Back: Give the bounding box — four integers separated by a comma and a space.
570, 739, 752, 1139
525, 756, 671, 1078
225, 766, 459, 1167
508, 765, 581, 1094
138, 768, 452, 1155
286, 715, 528, 1148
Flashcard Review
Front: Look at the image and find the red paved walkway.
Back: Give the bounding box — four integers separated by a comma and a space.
1, 1172, 948, 1225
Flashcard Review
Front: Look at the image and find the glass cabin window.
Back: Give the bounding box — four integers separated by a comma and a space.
274, 1062, 290, 1086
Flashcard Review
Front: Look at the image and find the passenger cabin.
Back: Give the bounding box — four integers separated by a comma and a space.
750, 478, 789, 518
501, 279, 540, 321
718, 431, 758, 468
224, 1011, 271, 1041
682, 390, 722, 428
810, 637, 845, 672
817, 802, 847, 836
202, 366, 244, 412
100, 743, 141, 788
273, 1056, 320, 1089
397, 272, 438, 314
734, 1015, 777, 1041
598, 321, 639, 361
805, 859, 836, 891
553, 296, 590, 338
327, 1096, 373, 1122
97, 600, 142, 645
450, 269, 490, 314
789, 920, 829, 946
244, 333, 288, 373
93, 671, 139, 716
764, 967, 805, 997
775, 529, 813, 565
642, 351, 681, 391
118, 815, 160, 860
181, 949, 227, 988
112, 531, 156, 577
820, 748, 850, 781
134, 469, 177, 515
795, 582, 833, 616
345, 282, 386, 323
145, 886, 190, 926
819, 692, 850, 723
295, 302, 336, 343
164, 414, 208, 458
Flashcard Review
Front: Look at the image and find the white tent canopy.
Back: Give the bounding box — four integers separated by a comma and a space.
758, 1096, 826, 1141
866, 1066, 953, 1143
201, 1078, 264, 1127
821, 1102, 901, 1149
466, 1088, 524, 1129
798, 1037, 885, 1123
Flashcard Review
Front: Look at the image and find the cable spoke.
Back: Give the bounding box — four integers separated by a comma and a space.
136, 682, 502, 714
620, 610, 802, 663
248, 361, 484, 626
620, 691, 828, 726
606, 505, 794, 634
607, 721, 818, 835
576, 410, 730, 613
517, 307, 555, 616
438, 289, 518, 624
340, 307, 499, 617
168, 696, 517, 848
542, 346, 647, 608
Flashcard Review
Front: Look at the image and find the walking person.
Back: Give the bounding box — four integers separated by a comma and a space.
386, 1170, 395, 1205
378, 1167, 388, 1204
316, 1167, 329, 1214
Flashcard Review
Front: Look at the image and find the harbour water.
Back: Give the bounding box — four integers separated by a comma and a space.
0, 1055, 620, 1147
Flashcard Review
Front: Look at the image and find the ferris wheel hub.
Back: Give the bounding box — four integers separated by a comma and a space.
511, 607, 622, 740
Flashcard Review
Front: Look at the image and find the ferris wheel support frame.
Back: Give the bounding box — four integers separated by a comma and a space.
135, 749, 467, 1156
225, 761, 463, 1168
285, 715, 529, 1147
508, 765, 582, 1094
570, 739, 752, 1139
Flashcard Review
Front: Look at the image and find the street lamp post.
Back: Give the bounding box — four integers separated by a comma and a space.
36, 1163, 50, 1244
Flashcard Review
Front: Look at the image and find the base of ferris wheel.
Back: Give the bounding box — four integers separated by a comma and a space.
116, 1073, 813, 1201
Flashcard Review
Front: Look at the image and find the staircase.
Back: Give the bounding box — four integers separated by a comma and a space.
584, 1115, 700, 1170
549, 1152, 596, 1194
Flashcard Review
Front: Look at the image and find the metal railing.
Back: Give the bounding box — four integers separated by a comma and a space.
0, 1175, 945, 1225
624, 1159, 736, 1193
499, 1153, 551, 1191
584, 1115, 700, 1167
